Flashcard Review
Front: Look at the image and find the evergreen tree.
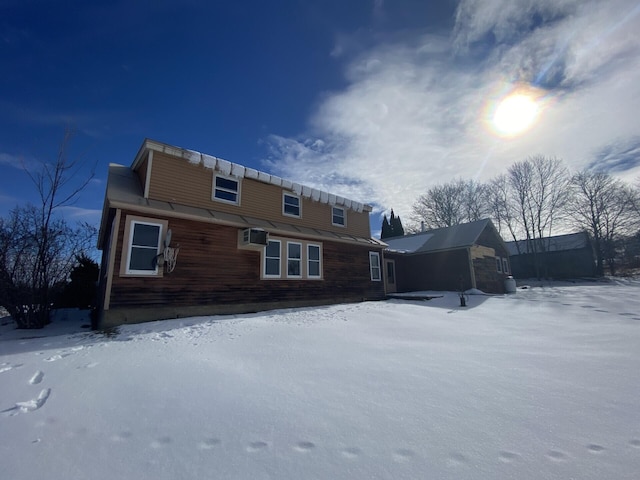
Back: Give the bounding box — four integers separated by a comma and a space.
381, 209, 405, 239
390, 209, 405, 237
381, 215, 391, 239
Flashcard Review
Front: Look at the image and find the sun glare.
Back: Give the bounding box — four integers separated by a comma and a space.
493, 93, 539, 136
484, 84, 550, 138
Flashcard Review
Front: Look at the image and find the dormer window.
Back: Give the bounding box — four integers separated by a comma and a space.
283, 193, 301, 217
332, 207, 345, 227
213, 174, 240, 204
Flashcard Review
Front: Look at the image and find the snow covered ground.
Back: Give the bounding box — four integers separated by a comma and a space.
1, 280, 640, 480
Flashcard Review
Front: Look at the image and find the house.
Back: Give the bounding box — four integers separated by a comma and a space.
505, 231, 596, 279
95, 139, 386, 328
383, 219, 511, 294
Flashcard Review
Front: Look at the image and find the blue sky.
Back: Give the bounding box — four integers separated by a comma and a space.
2, 0, 640, 234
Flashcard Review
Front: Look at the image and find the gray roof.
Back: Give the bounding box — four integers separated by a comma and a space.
98, 163, 385, 249
505, 232, 590, 256
384, 219, 494, 254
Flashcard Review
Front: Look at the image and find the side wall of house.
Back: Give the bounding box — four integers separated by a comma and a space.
101, 210, 385, 327
145, 152, 372, 238
389, 249, 473, 293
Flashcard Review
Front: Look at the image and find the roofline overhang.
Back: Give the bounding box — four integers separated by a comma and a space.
98, 199, 386, 250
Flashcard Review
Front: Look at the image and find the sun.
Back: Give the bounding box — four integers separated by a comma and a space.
492, 93, 539, 136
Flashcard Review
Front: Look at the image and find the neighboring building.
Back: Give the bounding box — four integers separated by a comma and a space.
96, 139, 386, 328
505, 231, 596, 279
383, 219, 511, 294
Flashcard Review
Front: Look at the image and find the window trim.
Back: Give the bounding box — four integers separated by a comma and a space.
263, 239, 282, 278
307, 243, 322, 279
282, 192, 301, 218
502, 257, 509, 274
286, 241, 303, 278
120, 215, 168, 277
331, 206, 346, 227
212, 173, 241, 205
369, 251, 382, 281
261, 236, 323, 280
496, 257, 503, 273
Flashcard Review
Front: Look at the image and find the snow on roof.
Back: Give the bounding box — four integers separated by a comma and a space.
385, 219, 493, 254
133, 139, 371, 214
385, 233, 434, 253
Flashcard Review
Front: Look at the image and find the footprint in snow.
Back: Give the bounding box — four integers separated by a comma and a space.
546, 450, 568, 462
198, 438, 221, 450
629, 439, 640, 448
392, 448, 415, 462
76, 362, 99, 369
0, 363, 24, 373
111, 431, 133, 442
587, 444, 605, 453
341, 447, 362, 459
293, 441, 315, 452
29, 370, 44, 385
498, 451, 521, 463
151, 436, 172, 448
1, 389, 51, 416
246, 441, 269, 452
44, 353, 71, 362
447, 452, 468, 466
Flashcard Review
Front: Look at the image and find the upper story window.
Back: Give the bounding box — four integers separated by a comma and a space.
283, 193, 301, 217
213, 174, 240, 204
369, 252, 381, 281
123, 218, 166, 276
332, 207, 346, 227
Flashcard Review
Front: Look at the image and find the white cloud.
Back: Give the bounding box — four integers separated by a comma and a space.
265, 0, 640, 227
0, 152, 23, 169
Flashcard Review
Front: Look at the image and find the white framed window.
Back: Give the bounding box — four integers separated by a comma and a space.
502, 257, 509, 274
283, 193, 301, 217
125, 220, 163, 275
213, 174, 240, 204
287, 242, 302, 278
264, 240, 281, 278
307, 244, 322, 279
369, 252, 381, 281
496, 257, 503, 273
332, 207, 346, 227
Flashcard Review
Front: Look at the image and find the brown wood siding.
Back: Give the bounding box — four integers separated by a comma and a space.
145, 152, 372, 237
108, 211, 385, 317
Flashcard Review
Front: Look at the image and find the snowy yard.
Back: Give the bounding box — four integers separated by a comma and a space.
1, 280, 640, 480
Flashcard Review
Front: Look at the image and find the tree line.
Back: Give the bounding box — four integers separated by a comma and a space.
0, 131, 98, 329
406, 155, 640, 277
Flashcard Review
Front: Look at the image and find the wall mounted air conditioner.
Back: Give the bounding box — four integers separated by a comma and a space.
238, 228, 269, 249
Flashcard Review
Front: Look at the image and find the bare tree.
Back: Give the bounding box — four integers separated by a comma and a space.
0, 130, 96, 328
411, 179, 489, 230
506, 155, 570, 278
486, 174, 521, 246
